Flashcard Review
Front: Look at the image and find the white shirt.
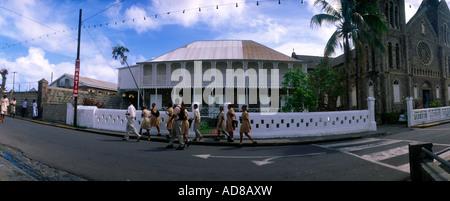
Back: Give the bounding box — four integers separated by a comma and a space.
194, 108, 201, 121
127, 104, 137, 118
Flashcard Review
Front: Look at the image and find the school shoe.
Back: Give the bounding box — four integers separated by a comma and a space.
186, 140, 191, 147
176, 145, 184, 150
252, 141, 258, 146
137, 136, 141, 142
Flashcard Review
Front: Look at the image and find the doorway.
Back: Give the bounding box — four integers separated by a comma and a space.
423, 90, 430, 108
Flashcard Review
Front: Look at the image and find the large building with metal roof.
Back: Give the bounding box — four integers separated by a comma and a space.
118, 40, 311, 111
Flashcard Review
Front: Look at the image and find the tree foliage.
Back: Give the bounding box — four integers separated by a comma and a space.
310, 0, 388, 109
281, 61, 346, 112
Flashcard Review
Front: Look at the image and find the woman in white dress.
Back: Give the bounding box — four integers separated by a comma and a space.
32, 99, 38, 119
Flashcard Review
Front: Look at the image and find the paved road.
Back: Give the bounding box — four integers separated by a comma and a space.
1, 117, 449, 181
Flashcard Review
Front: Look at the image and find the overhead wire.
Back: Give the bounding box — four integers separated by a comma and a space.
1, 0, 303, 50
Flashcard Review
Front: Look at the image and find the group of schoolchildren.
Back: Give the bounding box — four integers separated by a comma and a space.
124, 101, 257, 150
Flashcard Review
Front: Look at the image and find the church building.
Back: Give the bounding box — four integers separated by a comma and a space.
295, 0, 450, 118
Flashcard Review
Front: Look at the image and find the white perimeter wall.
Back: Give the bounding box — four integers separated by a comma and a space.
67, 98, 377, 138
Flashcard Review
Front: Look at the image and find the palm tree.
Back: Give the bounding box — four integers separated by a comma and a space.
112, 45, 146, 108
310, 0, 388, 110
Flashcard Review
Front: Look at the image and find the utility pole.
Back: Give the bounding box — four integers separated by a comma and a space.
73, 9, 82, 127
12, 72, 17, 91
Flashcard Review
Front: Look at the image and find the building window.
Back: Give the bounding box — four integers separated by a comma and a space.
393, 80, 400, 103
417, 41, 432, 65
447, 84, 450, 100
414, 84, 418, 99
389, 2, 394, 28
388, 42, 393, 69
365, 46, 370, 72
395, 43, 400, 70
368, 81, 374, 98
436, 86, 440, 99
442, 24, 448, 45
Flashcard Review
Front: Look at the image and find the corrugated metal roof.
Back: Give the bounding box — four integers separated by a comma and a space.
51, 74, 118, 91
144, 40, 298, 62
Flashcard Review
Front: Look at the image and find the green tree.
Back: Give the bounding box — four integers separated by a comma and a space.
281, 68, 317, 112
281, 60, 346, 112
310, 60, 346, 111
310, 0, 388, 110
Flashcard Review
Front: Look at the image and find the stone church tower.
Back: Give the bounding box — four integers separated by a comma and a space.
357, 0, 450, 119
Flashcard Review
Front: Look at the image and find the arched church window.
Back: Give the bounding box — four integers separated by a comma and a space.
393, 80, 400, 103
389, 2, 394, 28
368, 81, 374, 98
436, 86, 440, 99
395, 43, 401, 70
388, 42, 393, 69
414, 84, 418, 99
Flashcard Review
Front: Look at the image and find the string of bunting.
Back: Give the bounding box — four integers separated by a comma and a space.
1, 0, 306, 50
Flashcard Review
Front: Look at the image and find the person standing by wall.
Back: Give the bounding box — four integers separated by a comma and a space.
124, 101, 142, 142
32, 99, 38, 119
239, 105, 257, 147
1, 94, 9, 122
9, 98, 16, 118
192, 104, 202, 142
21, 99, 28, 117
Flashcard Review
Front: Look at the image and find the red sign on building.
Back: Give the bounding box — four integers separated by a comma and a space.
73, 59, 80, 97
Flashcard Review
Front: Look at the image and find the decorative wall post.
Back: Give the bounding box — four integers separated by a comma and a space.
366, 97, 376, 131
406, 97, 413, 127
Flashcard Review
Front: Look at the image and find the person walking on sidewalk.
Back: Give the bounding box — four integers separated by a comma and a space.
180, 104, 191, 147
215, 106, 227, 141
139, 106, 151, 140
1, 94, 9, 122
166, 103, 185, 150
150, 103, 162, 136
165, 104, 174, 139
124, 101, 141, 142
239, 105, 257, 147
226, 104, 235, 142
192, 104, 202, 142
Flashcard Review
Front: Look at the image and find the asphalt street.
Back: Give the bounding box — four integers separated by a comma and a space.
1, 116, 449, 181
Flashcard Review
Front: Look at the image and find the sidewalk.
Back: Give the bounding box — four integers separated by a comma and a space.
0, 116, 414, 181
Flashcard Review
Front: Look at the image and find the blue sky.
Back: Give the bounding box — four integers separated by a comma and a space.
0, 0, 448, 91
